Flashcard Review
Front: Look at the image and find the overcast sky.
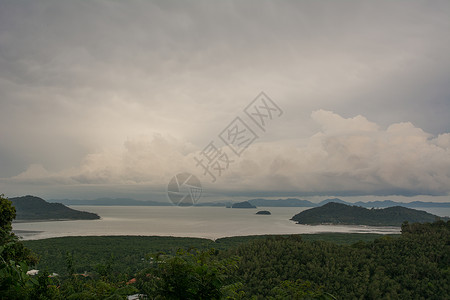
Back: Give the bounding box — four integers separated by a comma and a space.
1, 0, 449, 202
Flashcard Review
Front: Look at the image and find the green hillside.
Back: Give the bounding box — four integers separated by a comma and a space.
291, 202, 447, 226
10, 195, 100, 221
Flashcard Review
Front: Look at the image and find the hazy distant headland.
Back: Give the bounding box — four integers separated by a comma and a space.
247, 198, 450, 208
50, 196, 450, 208
50, 197, 173, 206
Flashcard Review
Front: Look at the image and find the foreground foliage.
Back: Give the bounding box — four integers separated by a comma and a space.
135, 249, 242, 299
225, 220, 449, 299
0, 194, 39, 299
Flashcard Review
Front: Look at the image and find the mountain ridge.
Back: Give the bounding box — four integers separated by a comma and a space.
49, 197, 450, 209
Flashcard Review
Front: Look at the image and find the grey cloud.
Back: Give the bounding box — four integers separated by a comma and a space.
1, 1, 449, 199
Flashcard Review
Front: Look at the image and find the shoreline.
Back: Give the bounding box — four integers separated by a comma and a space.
13, 218, 101, 224
15, 230, 401, 242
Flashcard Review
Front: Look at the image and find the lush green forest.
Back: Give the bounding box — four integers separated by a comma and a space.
23, 233, 396, 276
2, 194, 450, 299
224, 221, 450, 299
292, 202, 447, 226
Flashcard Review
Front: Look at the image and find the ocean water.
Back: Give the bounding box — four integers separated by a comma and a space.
11, 206, 410, 240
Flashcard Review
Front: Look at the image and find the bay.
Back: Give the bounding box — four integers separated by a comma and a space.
12, 206, 407, 240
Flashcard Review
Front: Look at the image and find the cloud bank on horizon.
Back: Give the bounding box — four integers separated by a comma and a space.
0, 1, 449, 199
3, 110, 450, 198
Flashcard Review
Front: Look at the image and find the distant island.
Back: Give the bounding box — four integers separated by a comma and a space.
232, 201, 257, 209
256, 210, 271, 215
248, 198, 314, 207
10, 195, 100, 221
291, 202, 448, 226
246, 198, 349, 207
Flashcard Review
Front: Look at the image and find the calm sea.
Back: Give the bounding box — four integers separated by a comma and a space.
12, 206, 449, 241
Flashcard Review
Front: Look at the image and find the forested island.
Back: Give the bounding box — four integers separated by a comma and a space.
231, 201, 257, 208
291, 202, 447, 226
10, 195, 100, 221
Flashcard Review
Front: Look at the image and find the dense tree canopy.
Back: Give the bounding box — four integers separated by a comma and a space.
0, 195, 39, 299
0, 194, 16, 240
224, 220, 450, 299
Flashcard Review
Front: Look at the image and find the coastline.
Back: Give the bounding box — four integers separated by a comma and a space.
13, 218, 101, 224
